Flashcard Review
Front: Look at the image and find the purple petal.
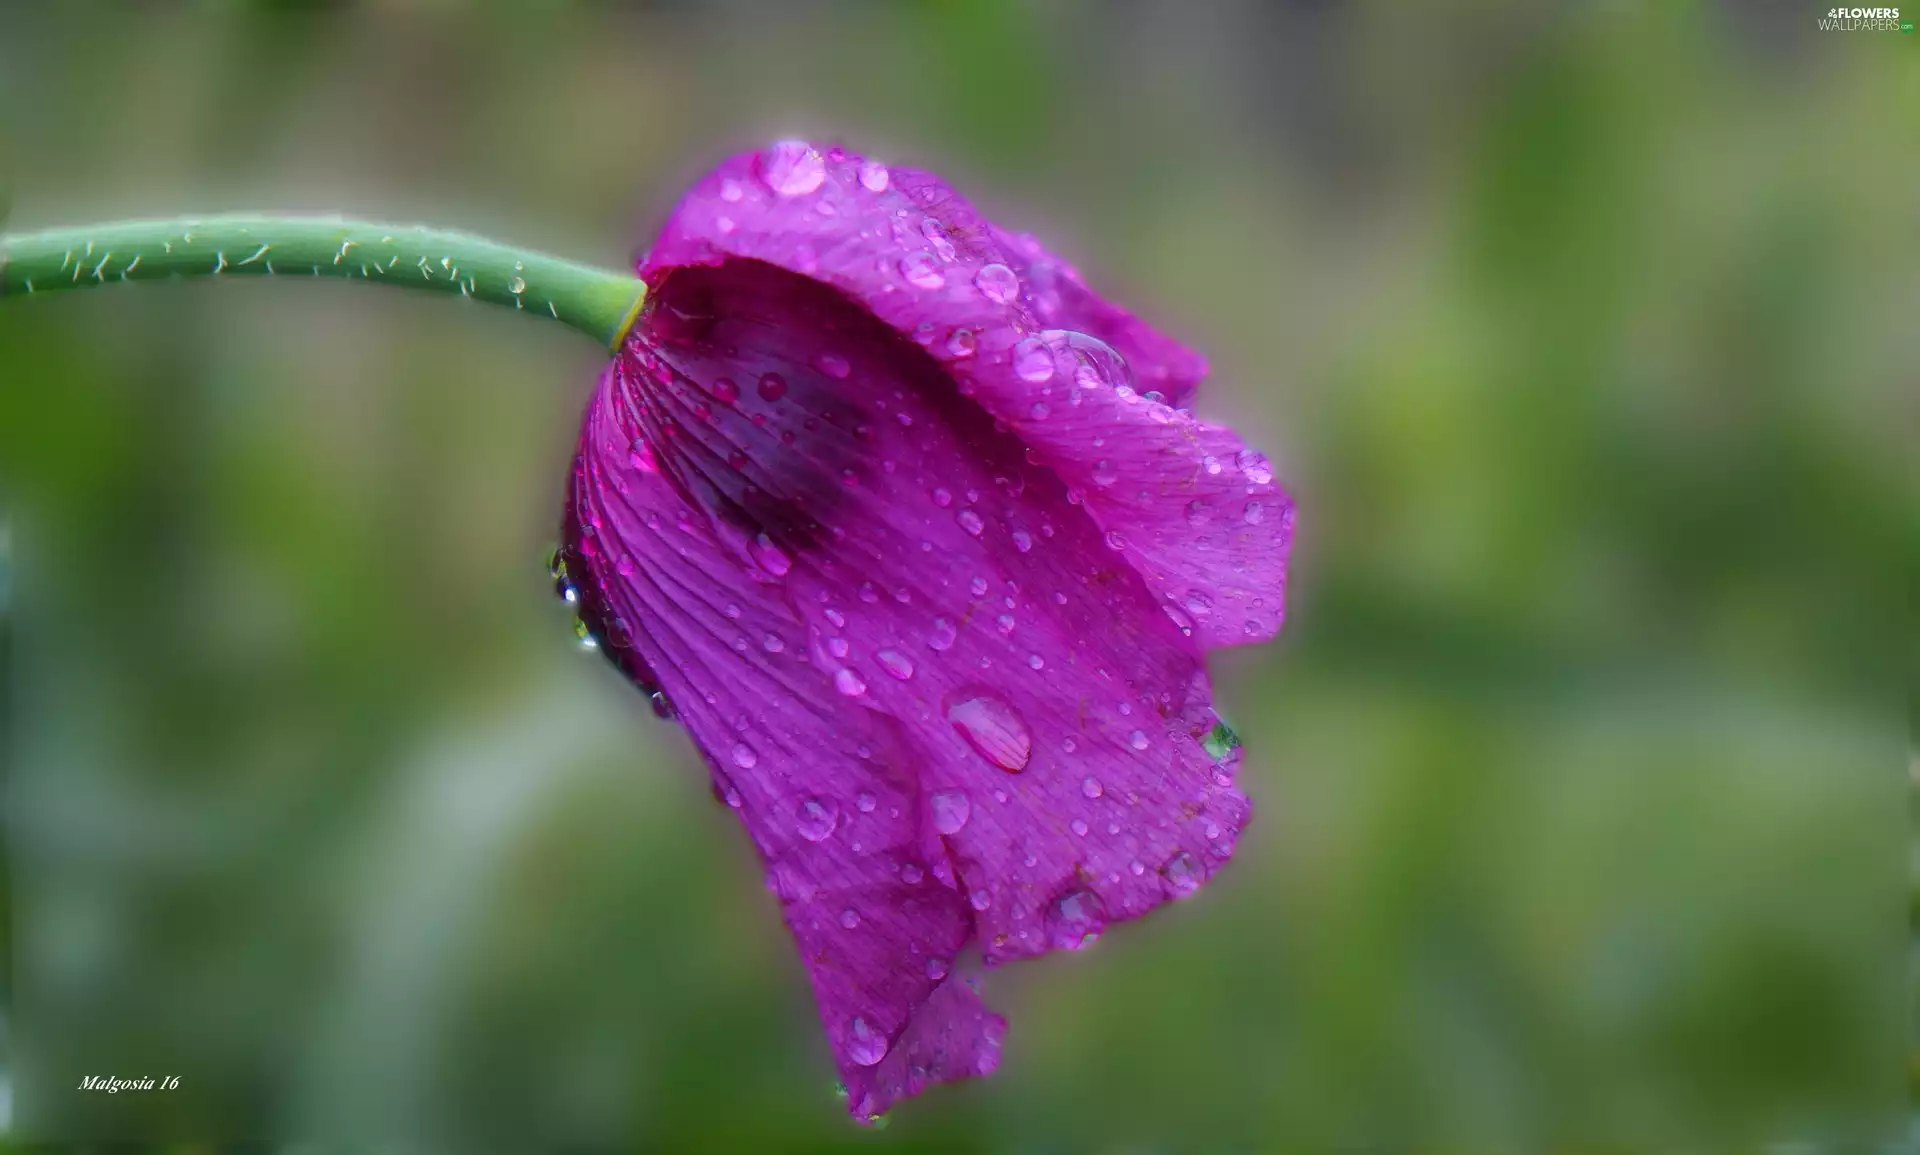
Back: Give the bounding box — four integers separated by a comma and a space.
638, 141, 1293, 648
566, 140, 1289, 1119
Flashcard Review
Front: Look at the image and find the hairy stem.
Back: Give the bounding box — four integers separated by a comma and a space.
0, 215, 647, 351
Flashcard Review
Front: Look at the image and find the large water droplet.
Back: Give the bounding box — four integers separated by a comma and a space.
946, 691, 1032, 772
760, 141, 826, 196
957, 510, 985, 536
1012, 338, 1054, 383
833, 668, 868, 697
796, 796, 838, 841
974, 263, 1020, 304
930, 790, 972, 834
947, 328, 977, 358
507, 275, 527, 295
751, 532, 791, 576
927, 618, 958, 651
899, 251, 945, 289
757, 372, 788, 401
1236, 449, 1274, 484
846, 1016, 890, 1066
1163, 851, 1204, 896
1046, 889, 1106, 950
731, 742, 758, 769
877, 649, 916, 680
858, 159, 890, 192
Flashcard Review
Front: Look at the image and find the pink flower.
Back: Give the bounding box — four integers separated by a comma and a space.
556, 140, 1294, 1120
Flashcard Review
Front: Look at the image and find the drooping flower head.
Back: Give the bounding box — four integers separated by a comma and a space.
555, 140, 1294, 1121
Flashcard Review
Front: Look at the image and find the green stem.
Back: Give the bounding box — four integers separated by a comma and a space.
0, 214, 647, 351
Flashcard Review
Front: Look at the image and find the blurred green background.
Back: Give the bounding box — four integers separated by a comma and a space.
0, 1, 1905, 1150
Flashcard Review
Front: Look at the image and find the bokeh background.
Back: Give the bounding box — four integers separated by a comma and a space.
0, 1, 1905, 1150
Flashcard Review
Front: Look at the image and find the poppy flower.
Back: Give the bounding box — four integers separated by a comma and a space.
554, 140, 1294, 1121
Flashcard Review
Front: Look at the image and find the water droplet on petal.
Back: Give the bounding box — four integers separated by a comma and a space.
720, 178, 744, 203
1046, 889, 1105, 950
957, 510, 985, 536
1236, 449, 1274, 484
900, 861, 925, 884
899, 251, 945, 288
826, 636, 849, 658
1082, 776, 1104, 798
974, 263, 1020, 304
926, 956, 949, 980
796, 796, 838, 841
846, 1016, 889, 1066
1012, 529, 1033, 552
732, 742, 758, 769
1184, 591, 1214, 616
761, 140, 826, 196
1027, 653, 1044, 669
946, 691, 1032, 772
1105, 530, 1128, 551
834, 668, 868, 697
1029, 401, 1050, 420
928, 618, 958, 651
841, 908, 861, 928
874, 649, 916, 680
757, 372, 788, 401
762, 633, 785, 653
947, 328, 977, 358
815, 351, 851, 378
1243, 501, 1265, 525
1071, 818, 1089, 836
1012, 338, 1054, 383
712, 377, 739, 404
932, 486, 953, 507
930, 790, 972, 834
858, 159, 890, 192
1129, 730, 1149, 750
1092, 461, 1118, 487
1186, 500, 1211, 527
751, 532, 791, 576
1162, 851, 1204, 896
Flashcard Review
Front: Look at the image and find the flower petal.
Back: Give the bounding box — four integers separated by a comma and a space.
637, 140, 1293, 649
561, 368, 1005, 1118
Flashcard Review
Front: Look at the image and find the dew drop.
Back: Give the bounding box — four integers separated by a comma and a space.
762, 633, 785, 653
1027, 653, 1045, 670
1046, 889, 1105, 950
1029, 401, 1050, 420
833, 668, 868, 697
932, 486, 953, 507
1091, 460, 1118, 487
796, 796, 838, 841
957, 510, 985, 536
1105, 530, 1128, 551
1236, 449, 1274, 484
826, 636, 849, 658
900, 861, 925, 884
712, 377, 739, 404
841, 908, 861, 928
946, 691, 1032, 772
507, 275, 526, 295
731, 742, 758, 769
969, 576, 989, 597
761, 140, 826, 196
1012, 338, 1054, 383
1071, 818, 1089, 836
1129, 730, 1149, 750
751, 532, 791, 576
877, 649, 915, 680
899, 251, 945, 289
974, 263, 1020, 304
815, 351, 851, 378
1186, 500, 1211, 527
1243, 501, 1265, 525
1082, 776, 1104, 798
927, 618, 958, 651
1184, 591, 1214, 616
757, 372, 788, 401
946, 328, 977, 358
1162, 851, 1204, 896
925, 956, 949, 981
846, 1016, 889, 1066
931, 789, 973, 834
858, 159, 890, 192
